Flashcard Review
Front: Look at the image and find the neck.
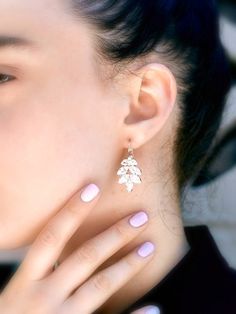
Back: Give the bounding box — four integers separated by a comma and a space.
58, 156, 190, 314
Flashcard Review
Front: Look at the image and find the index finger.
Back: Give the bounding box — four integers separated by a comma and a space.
19, 182, 101, 281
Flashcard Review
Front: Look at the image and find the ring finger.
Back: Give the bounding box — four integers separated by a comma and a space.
62, 240, 155, 314
44, 210, 151, 300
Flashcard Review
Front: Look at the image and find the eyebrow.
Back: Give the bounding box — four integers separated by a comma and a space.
0, 35, 37, 50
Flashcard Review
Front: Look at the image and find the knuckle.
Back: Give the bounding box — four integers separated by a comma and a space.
92, 272, 111, 292
114, 222, 130, 240
125, 254, 137, 269
64, 204, 79, 218
38, 225, 59, 247
74, 242, 98, 264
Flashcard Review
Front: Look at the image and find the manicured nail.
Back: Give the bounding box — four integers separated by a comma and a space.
129, 211, 149, 227
145, 306, 161, 314
80, 183, 100, 202
137, 241, 155, 257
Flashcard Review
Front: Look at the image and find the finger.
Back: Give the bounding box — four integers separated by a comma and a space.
130, 305, 161, 314
45, 210, 150, 299
19, 183, 101, 280
63, 241, 156, 314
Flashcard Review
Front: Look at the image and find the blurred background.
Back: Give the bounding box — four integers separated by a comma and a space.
182, 0, 236, 269
0, 0, 236, 270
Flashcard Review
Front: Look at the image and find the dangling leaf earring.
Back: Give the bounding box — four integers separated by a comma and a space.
117, 139, 142, 192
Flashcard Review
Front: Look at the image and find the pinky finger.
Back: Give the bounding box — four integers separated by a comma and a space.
130, 305, 161, 314
62, 241, 156, 314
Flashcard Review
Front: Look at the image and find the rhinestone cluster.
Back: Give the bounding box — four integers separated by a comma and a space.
117, 154, 142, 192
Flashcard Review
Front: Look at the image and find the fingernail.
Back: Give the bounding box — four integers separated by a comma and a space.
80, 183, 100, 202
145, 306, 161, 314
137, 241, 155, 257
129, 211, 149, 227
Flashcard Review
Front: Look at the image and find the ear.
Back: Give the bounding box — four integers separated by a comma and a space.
122, 63, 177, 149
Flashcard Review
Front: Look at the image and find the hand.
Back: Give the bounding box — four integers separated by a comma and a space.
130, 305, 161, 314
0, 183, 155, 314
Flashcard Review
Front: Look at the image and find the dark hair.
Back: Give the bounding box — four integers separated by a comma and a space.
69, 0, 232, 194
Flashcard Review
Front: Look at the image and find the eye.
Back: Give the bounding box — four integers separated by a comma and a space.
0, 73, 15, 85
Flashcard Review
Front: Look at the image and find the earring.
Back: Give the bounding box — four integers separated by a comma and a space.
117, 140, 142, 192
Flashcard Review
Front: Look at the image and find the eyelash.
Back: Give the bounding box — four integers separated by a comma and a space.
0, 73, 16, 85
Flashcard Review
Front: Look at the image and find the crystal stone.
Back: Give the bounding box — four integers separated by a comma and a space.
117, 154, 142, 192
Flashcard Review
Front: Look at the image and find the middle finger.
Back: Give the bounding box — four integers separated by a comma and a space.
45, 210, 150, 300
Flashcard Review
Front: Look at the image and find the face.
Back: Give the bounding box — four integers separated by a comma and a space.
0, 0, 125, 249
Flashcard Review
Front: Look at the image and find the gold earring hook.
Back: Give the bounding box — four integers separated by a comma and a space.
128, 139, 133, 156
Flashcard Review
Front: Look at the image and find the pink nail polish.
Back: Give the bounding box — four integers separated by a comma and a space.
145, 306, 161, 314
129, 211, 149, 227
80, 183, 100, 202
137, 241, 155, 257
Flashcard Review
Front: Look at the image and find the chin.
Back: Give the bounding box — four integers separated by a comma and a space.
0, 237, 24, 250
0, 228, 34, 250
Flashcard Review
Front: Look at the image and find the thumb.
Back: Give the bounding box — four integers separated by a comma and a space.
130, 305, 161, 314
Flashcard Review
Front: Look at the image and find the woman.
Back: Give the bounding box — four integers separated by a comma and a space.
0, 0, 235, 313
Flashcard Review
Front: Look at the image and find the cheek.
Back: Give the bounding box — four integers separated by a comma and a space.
0, 87, 116, 249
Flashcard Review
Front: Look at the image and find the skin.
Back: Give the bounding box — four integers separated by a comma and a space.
0, 183, 160, 313
0, 0, 190, 313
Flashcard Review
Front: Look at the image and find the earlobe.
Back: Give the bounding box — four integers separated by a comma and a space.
123, 63, 177, 149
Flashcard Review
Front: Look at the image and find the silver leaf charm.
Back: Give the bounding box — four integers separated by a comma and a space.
117, 154, 142, 192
